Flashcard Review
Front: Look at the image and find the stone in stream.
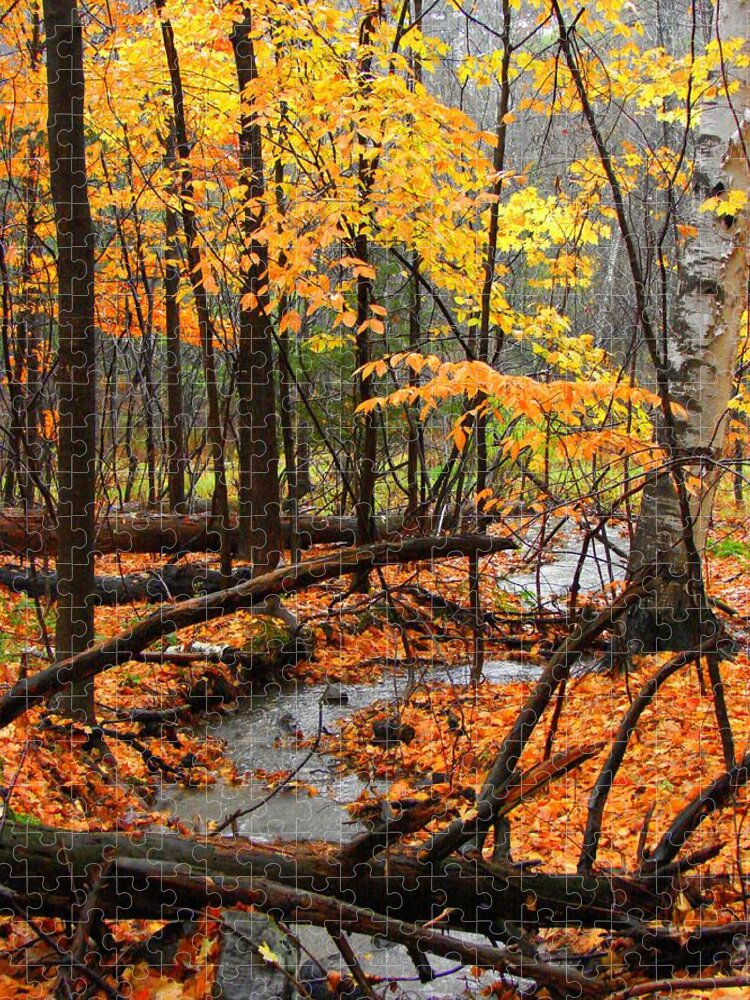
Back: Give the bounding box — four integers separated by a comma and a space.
322, 682, 349, 705
371, 717, 416, 746
214, 909, 297, 999
298, 957, 368, 999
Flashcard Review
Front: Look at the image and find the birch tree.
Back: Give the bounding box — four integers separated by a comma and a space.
626, 0, 750, 651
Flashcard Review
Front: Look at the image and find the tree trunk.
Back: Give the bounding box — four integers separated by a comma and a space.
156, 0, 232, 575
626, 0, 750, 651
139, 294, 158, 511
475, 0, 511, 524
230, 11, 283, 573
278, 324, 297, 501
351, 9, 381, 592
163, 125, 187, 512
405, 1, 424, 520
43, 0, 97, 722
296, 376, 312, 500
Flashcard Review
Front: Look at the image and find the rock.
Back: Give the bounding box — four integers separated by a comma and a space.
371, 718, 416, 746
298, 957, 368, 999
213, 909, 296, 999
322, 683, 349, 705
278, 712, 304, 739
416, 771, 448, 789
129, 919, 199, 967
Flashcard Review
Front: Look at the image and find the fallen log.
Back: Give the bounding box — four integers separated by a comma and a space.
634, 919, 750, 976
649, 750, 750, 868
607, 976, 750, 999
0, 565, 323, 612
0, 820, 659, 934
578, 648, 705, 874
0, 509, 407, 556
0, 841, 603, 1000
0, 562, 259, 604
13, 819, 747, 997
423, 574, 650, 864
0, 535, 515, 730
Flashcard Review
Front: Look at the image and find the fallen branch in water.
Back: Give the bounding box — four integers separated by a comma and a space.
0, 535, 515, 731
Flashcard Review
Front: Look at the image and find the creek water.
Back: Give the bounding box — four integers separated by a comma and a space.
158, 531, 626, 997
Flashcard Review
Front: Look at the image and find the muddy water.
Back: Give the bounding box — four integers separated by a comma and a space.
158, 533, 625, 996
159, 657, 543, 843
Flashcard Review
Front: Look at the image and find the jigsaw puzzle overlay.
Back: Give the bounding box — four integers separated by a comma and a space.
0, 0, 748, 996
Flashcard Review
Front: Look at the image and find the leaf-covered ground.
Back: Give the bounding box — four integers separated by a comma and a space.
0, 514, 747, 997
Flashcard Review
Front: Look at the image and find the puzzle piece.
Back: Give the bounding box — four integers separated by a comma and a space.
0, 0, 748, 995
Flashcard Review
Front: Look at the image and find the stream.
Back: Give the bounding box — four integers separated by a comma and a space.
158, 531, 627, 997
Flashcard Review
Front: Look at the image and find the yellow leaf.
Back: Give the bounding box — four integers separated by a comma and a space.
700, 188, 747, 217
257, 941, 282, 965
279, 310, 302, 334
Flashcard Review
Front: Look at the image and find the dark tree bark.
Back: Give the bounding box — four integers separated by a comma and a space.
295, 370, 312, 499
163, 124, 187, 512
0, 508, 408, 555
424, 577, 648, 863
0, 562, 261, 605
577, 648, 703, 874
43, 0, 97, 722
230, 11, 283, 573
278, 324, 297, 494
0, 820, 660, 935
156, 0, 232, 574
351, 8, 381, 592
353, 227, 377, 555
405, 250, 425, 517
0, 821, 647, 999
405, 0, 424, 520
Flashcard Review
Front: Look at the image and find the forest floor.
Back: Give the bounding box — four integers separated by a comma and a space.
0, 510, 747, 998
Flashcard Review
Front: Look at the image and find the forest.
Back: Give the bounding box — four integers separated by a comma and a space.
0, 0, 748, 996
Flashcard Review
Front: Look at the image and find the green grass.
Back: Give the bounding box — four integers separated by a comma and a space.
6, 809, 43, 827
708, 537, 750, 561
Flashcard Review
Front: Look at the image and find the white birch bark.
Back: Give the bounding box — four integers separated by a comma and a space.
627, 0, 749, 649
